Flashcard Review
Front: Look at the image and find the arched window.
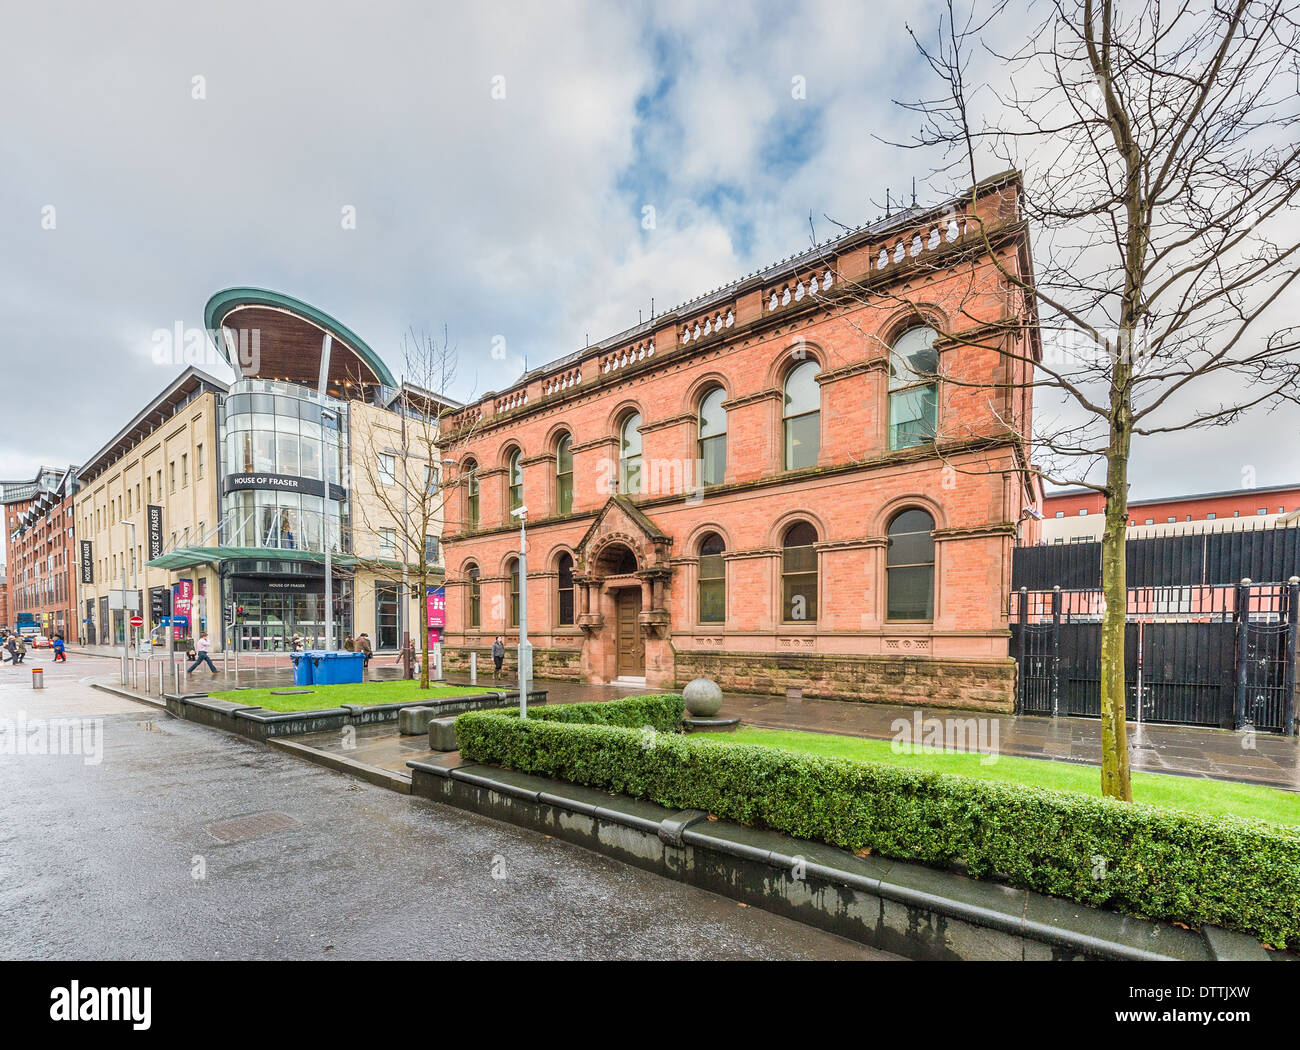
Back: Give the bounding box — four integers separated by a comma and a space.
697, 532, 726, 623
507, 449, 523, 513
889, 327, 939, 449
466, 563, 481, 628
464, 461, 479, 530
619, 413, 643, 495
781, 521, 818, 622
783, 361, 821, 469
886, 509, 936, 621
698, 387, 727, 486
555, 434, 573, 515
508, 557, 521, 628
557, 552, 575, 626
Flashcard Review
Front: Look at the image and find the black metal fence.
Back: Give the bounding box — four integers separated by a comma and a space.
1009, 578, 1299, 735
1014, 521, 1300, 590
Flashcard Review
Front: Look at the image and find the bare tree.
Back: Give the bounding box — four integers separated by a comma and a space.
835, 0, 1300, 799
350, 326, 474, 689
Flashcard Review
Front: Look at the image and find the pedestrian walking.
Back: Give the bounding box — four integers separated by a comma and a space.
343, 635, 355, 651
187, 633, 218, 674
491, 636, 505, 680
53, 635, 67, 662
15, 637, 27, 665
357, 633, 373, 668
2, 635, 14, 664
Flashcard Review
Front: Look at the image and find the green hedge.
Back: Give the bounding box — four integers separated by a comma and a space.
455, 703, 1300, 948
490, 692, 684, 732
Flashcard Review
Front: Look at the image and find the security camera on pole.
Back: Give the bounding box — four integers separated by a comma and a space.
511, 504, 531, 718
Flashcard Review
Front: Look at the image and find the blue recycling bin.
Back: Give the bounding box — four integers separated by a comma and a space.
311, 650, 365, 685
289, 651, 313, 686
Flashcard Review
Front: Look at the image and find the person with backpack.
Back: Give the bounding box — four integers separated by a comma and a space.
52, 635, 67, 662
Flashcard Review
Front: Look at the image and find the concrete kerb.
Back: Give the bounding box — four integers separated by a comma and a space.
404, 755, 1273, 963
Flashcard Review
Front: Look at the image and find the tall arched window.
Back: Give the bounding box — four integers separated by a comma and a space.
557, 552, 575, 626
555, 434, 573, 515
466, 563, 481, 628
783, 361, 821, 469
619, 412, 643, 495
464, 461, 479, 530
889, 327, 939, 449
507, 449, 523, 513
697, 532, 726, 623
886, 509, 936, 621
508, 557, 521, 628
698, 387, 727, 486
781, 521, 818, 622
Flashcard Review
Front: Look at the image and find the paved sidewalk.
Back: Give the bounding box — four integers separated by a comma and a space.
436, 675, 1300, 792
78, 655, 1300, 791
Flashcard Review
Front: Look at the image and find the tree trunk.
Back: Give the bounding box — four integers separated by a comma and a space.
418, 570, 430, 690
1099, 405, 1133, 801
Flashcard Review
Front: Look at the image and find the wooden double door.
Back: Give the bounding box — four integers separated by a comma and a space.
614, 589, 645, 677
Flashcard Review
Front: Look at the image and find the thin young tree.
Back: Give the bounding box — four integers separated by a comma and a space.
351, 326, 472, 689
861, 0, 1300, 799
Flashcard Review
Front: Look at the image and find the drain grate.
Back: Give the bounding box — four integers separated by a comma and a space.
205, 811, 300, 843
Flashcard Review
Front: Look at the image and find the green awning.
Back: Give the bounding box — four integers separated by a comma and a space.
145, 545, 442, 578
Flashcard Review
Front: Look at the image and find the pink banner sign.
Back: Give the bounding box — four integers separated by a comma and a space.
426, 586, 446, 629
173, 579, 193, 640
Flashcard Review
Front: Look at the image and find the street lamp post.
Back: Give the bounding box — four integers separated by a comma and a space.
121, 520, 136, 686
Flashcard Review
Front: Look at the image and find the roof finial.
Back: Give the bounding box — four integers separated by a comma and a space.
885, 188, 892, 219
911, 177, 917, 208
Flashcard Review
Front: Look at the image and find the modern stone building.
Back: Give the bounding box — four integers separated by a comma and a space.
437, 172, 1040, 710
75, 288, 456, 653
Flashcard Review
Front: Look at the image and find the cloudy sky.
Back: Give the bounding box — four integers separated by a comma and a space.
2, 0, 1296, 496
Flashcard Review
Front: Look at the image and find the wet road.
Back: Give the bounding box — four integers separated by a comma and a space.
0, 655, 894, 960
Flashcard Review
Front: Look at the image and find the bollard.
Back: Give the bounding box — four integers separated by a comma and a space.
470, 651, 477, 685
32, 667, 44, 690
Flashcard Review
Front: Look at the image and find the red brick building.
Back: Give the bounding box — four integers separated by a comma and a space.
438, 172, 1039, 710
1042, 482, 1300, 542
3, 467, 78, 640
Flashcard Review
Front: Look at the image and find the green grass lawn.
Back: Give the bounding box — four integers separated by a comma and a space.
209, 680, 492, 712
701, 726, 1300, 828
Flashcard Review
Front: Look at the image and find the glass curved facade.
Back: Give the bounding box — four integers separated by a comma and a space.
219, 378, 354, 650
220, 378, 351, 554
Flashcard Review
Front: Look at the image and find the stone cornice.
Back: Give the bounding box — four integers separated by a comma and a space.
640, 412, 694, 433
933, 522, 1018, 540
817, 359, 884, 383
571, 435, 618, 455
722, 387, 780, 411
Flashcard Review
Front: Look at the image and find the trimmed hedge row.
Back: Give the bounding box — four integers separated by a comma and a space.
455, 701, 1300, 948
494, 692, 684, 732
